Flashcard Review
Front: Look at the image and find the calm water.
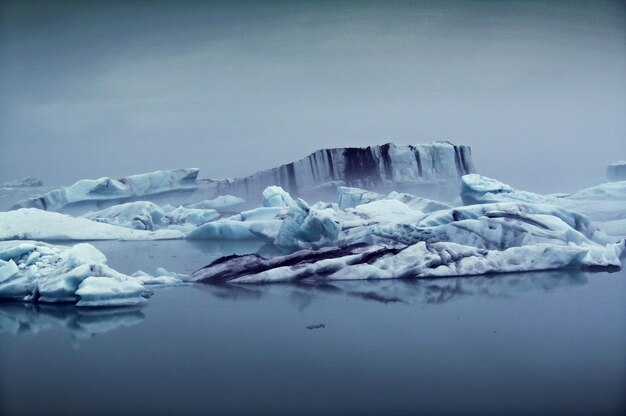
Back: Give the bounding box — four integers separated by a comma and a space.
1, 240, 625, 415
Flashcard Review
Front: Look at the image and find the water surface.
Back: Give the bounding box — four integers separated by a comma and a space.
1, 240, 625, 415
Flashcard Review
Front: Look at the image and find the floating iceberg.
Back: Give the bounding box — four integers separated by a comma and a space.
607, 161, 626, 181
207, 142, 475, 200
0, 208, 184, 241
337, 186, 385, 209
11, 168, 199, 212
185, 195, 245, 211
460, 174, 626, 238
191, 239, 622, 284
0, 241, 184, 306
83, 201, 219, 231
274, 199, 341, 250
192, 183, 624, 283
1, 176, 44, 188
262, 185, 297, 208
336, 186, 451, 212
187, 206, 286, 241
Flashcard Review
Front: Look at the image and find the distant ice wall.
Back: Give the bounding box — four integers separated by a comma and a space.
607, 161, 626, 181
209, 142, 474, 200
11, 169, 199, 212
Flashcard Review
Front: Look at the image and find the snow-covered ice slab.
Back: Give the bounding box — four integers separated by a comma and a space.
0, 241, 184, 306
11, 168, 199, 212
0, 209, 184, 241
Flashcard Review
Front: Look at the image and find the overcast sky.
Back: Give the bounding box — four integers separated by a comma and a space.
1, 0, 624, 192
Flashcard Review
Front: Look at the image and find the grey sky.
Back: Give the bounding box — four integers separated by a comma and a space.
1, 0, 625, 193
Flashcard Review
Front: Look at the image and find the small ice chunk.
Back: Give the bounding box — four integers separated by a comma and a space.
263, 186, 297, 208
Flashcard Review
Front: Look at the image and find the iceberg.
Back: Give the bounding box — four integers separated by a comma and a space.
460, 174, 626, 238
186, 206, 286, 241
274, 199, 341, 250
11, 168, 199, 212
185, 195, 245, 211
207, 142, 475, 200
0, 241, 185, 306
337, 186, 385, 209
336, 186, 452, 212
262, 185, 297, 208
0, 208, 184, 241
192, 183, 624, 283
191, 239, 622, 284
385, 191, 452, 213
1, 176, 44, 188
607, 161, 626, 181
83, 201, 219, 231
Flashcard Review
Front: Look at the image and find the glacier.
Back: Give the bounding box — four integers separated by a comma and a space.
11, 168, 199, 213
0, 241, 184, 306
205, 142, 475, 200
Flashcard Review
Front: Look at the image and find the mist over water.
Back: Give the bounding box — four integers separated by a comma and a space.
1, 0, 625, 193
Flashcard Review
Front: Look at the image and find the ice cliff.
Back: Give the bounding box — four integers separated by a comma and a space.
208, 142, 474, 199
607, 161, 626, 181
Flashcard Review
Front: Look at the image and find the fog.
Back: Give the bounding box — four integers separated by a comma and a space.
1, 0, 625, 193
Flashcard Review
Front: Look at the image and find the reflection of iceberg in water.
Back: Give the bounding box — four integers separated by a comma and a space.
0, 302, 145, 344
199, 270, 590, 308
